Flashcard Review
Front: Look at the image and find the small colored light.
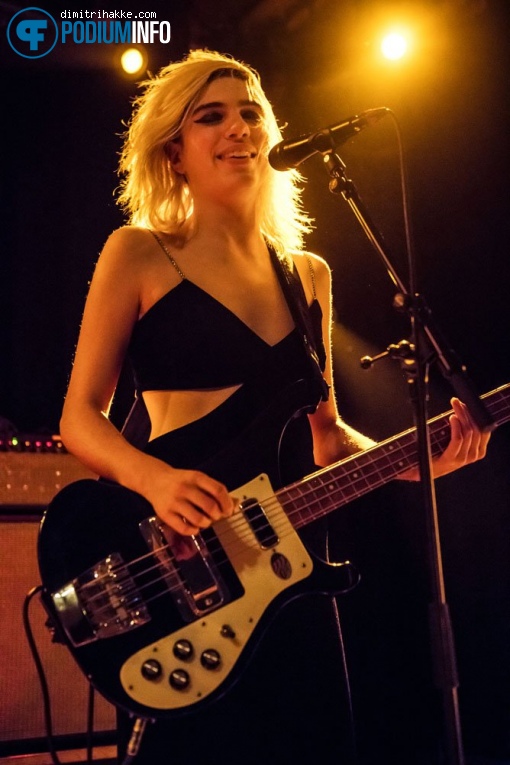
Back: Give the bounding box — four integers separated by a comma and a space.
121, 48, 145, 75
381, 33, 408, 60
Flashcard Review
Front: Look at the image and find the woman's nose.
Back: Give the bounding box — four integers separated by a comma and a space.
225, 114, 250, 138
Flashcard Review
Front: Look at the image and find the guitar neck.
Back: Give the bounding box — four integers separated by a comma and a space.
279, 383, 510, 530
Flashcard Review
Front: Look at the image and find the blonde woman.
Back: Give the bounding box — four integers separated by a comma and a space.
60, 50, 489, 763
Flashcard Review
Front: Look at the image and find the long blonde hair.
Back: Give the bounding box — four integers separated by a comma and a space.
117, 49, 312, 254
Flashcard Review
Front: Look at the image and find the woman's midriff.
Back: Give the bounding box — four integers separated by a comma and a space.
143, 385, 242, 440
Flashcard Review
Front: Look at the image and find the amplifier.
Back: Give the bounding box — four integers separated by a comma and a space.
0, 435, 96, 508
0, 519, 117, 750
0, 435, 114, 755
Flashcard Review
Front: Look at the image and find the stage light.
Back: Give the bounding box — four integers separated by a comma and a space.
381, 32, 409, 61
120, 47, 146, 75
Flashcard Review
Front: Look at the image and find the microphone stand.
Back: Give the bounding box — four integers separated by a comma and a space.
321, 150, 494, 765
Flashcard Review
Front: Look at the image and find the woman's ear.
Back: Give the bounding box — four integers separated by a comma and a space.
165, 140, 185, 174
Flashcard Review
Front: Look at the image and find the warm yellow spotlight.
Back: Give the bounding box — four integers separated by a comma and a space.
381, 32, 409, 60
120, 47, 145, 75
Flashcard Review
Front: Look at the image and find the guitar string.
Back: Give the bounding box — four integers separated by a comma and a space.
75, 389, 509, 597
72, 423, 452, 619
73, 453, 402, 621
71, 411, 466, 620
74, 394, 508, 620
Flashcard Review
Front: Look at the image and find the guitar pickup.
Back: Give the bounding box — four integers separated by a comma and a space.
139, 518, 227, 622
241, 498, 279, 549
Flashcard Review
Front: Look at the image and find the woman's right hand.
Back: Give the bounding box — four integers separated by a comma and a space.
140, 462, 238, 535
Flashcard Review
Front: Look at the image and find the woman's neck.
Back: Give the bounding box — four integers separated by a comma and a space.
187, 203, 265, 259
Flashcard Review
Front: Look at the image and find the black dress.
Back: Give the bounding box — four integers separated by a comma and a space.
116, 253, 355, 764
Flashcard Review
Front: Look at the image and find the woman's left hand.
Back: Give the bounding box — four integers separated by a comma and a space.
400, 397, 491, 481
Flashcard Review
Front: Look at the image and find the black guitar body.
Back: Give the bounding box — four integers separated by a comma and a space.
39, 380, 510, 719
38, 380, 357, 719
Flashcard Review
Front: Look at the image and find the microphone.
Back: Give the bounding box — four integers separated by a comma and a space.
268, 107, 390, 171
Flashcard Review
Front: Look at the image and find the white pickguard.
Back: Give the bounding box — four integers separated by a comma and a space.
120, 473, 313, 711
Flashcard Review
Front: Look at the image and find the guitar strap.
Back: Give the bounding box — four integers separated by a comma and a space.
268, 245, 330, 403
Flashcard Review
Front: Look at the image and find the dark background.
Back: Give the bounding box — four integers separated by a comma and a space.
1, 1, 509, 762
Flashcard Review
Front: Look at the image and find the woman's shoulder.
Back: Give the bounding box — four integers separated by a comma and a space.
96, 226, 165, 275
288, 249, 331, 301
102, 225, 157, 257
289, 249, 330, 273
96, 227, 185, 318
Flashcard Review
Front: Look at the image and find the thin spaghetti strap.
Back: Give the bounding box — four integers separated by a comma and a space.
305, 255, 317, 299
150, 230, 186, 280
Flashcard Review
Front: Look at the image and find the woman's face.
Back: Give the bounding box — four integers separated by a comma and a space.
170, 75, 269, 204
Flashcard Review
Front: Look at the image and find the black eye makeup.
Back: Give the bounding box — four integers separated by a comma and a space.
240, 109, 263, 124
194, 110, 223, 124
192, 100, 264, 126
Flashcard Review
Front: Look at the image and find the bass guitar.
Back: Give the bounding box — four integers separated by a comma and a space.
38, 381, 510, 719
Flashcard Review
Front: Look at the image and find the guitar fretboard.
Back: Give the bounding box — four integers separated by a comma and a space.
278, 383, 510, 529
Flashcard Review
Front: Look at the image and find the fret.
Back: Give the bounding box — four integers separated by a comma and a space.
284, 486, 308, 507
351, 473, 370, 492
352, 451, 372, 467
277, 383, 510, 532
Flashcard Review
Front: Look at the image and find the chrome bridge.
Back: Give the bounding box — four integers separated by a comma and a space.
51, 552, 150, 647
139, 517, 227, 623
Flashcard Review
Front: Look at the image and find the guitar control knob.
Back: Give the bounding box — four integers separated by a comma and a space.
173, 639, 194, 661
200, 649, 221, 670
220, 624, 236, 639
141, 659, 162, 681
169, 668, 190, 690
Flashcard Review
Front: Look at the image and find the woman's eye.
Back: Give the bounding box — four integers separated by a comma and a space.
242, 110, 263, 124
194, 111, 223, 124
194, 109, 263, 126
